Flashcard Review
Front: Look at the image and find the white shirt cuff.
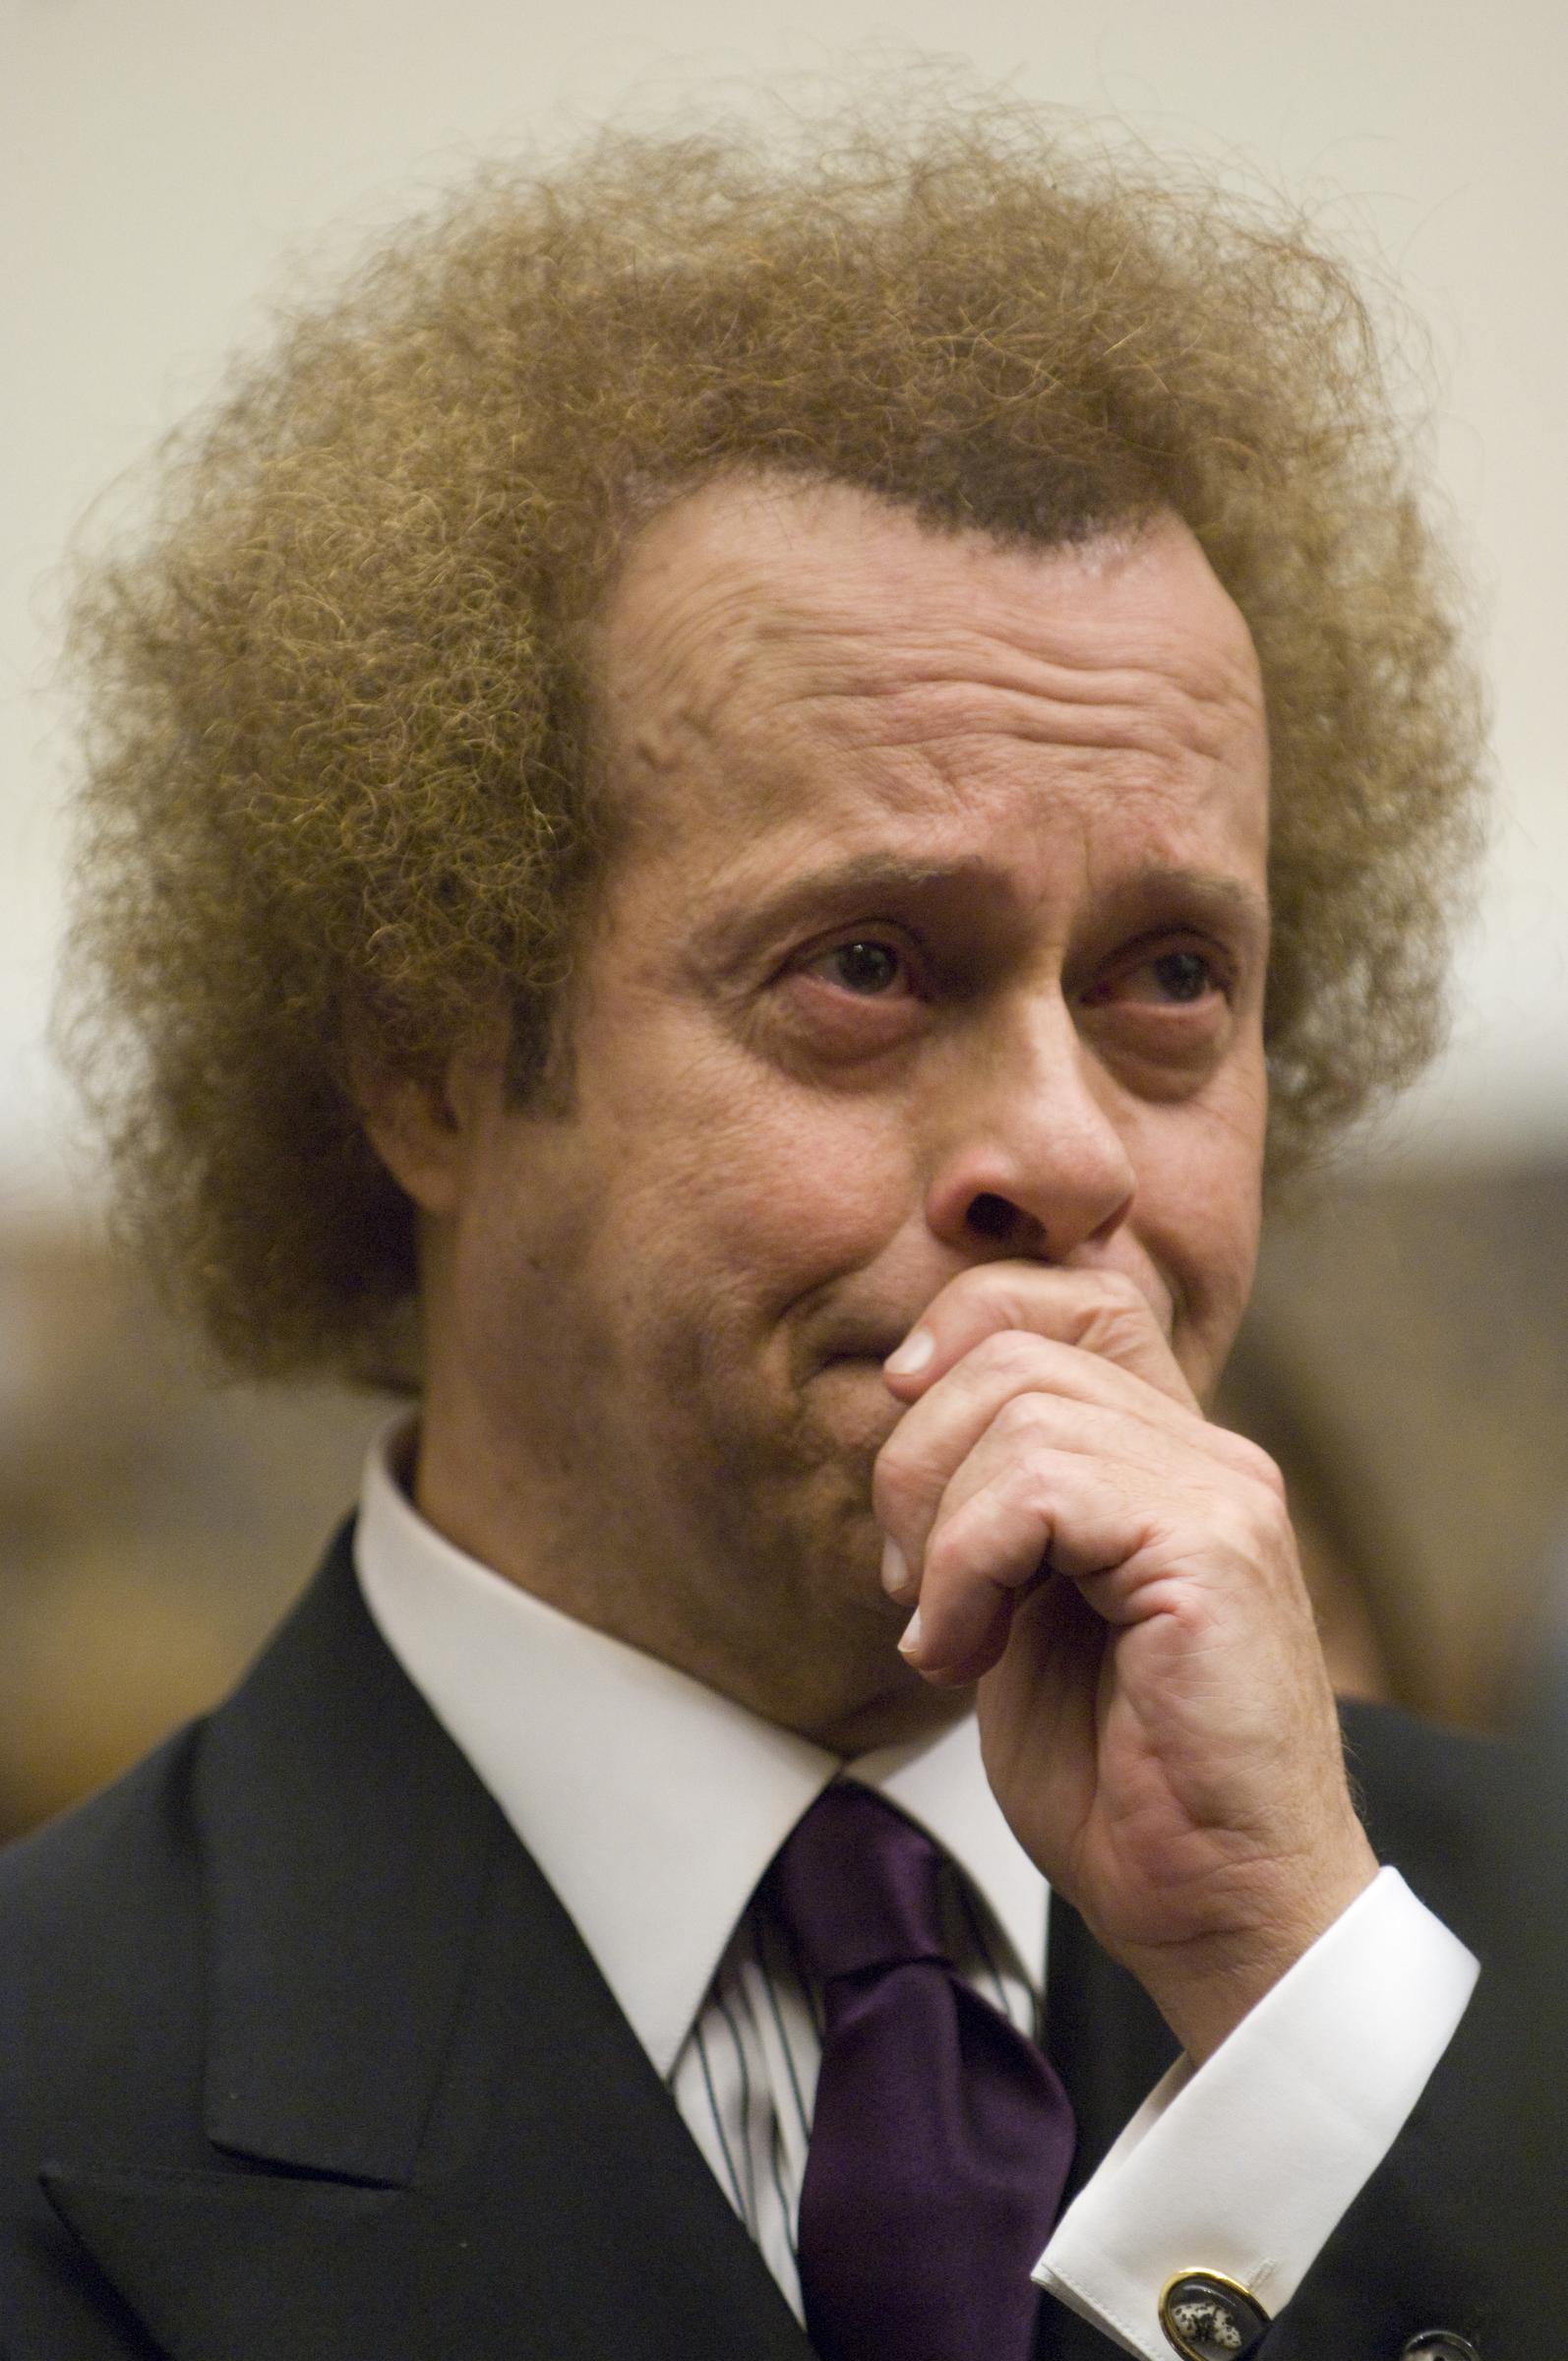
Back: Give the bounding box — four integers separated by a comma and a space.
1032, 1866, 1478, 2359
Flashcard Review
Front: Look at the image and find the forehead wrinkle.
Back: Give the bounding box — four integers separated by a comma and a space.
615, 575, 1263, 786
768, 667, 1260, 778
602, 483, 1266, 836
606, 582, 777, 778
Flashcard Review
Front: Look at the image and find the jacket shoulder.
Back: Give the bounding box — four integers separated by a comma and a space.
1, 1717, 203, 1922
0, 1721, 211, 2136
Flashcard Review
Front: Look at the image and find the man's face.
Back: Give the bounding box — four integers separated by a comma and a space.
414, 478, 1271, 1743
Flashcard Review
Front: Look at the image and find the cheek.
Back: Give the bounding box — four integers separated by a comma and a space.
1185, 1189, 1262, 1365
624, 1090, 919, 1312
1133, 1089, 1266, 1387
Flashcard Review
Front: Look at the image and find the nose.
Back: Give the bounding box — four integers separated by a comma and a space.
922, 999, 1137, 1264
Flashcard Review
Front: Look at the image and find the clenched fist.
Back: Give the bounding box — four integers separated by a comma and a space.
876, 1263, 1377, 2061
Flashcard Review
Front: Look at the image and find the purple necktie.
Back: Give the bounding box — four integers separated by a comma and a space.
763, 1782, 1077, 2361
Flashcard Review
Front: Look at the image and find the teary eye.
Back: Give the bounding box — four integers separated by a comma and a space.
1151, 949, 1213, 1003
821, 939, 905, 995
767, 927, 929, 1065
1079, 938, 1234, 1018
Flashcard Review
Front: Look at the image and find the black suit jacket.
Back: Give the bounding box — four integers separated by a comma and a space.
0, 1528, 1504, 2357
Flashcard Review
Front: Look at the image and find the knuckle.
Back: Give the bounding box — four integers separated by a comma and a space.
872, 1438, 934, 1526
1076, 1271, 1151, 1352
1220, 1428, 1289, 1500
1216, 1486, 1289, 1569
958, 1260, 1027, 1312
966, 1327, 1052, 1384
922, 1514, 993, 1602
927, 1262, 1010, 1333
992, 1388, 1055, 1448
921, 1522, 959, 1590
1093, 1267, 1148, 1314
942, 1264, 1055, 1347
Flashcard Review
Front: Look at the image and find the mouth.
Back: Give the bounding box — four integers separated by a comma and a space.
806, 1351, 906, 1443
815, 1345, 905, 1385
814, 1355, 896, 1395
813, 1314, 919, 1366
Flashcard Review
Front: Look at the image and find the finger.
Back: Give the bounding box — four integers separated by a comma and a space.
898, 1581, 1017, 1689
874, 1336, 1196, 1599
883, 1263, 1197, 1412
897, 1483, 1058, 1683
900, 1423, 1152, 1678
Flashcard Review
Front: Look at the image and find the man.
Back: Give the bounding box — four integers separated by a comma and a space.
3, 102, 1498, 2359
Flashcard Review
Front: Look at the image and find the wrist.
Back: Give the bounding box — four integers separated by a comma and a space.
1121, 1836, 1380, 2063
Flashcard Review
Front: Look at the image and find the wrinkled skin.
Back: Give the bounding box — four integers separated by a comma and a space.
364, 476, 1376, 2059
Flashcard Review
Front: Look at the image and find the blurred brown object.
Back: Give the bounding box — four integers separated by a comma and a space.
0, 1224, 393, 1839
2, 1157, 1564, 1836
1221, 1156, 1568, 1726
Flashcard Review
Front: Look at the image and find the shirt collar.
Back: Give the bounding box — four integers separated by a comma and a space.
354, 1416, 1048, 2075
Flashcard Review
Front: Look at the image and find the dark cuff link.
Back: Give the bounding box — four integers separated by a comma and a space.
1158, 2268, 1271, 2359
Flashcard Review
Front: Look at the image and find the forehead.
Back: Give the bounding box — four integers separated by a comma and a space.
605, 473, 1260, 713
596, 475, 1268, 878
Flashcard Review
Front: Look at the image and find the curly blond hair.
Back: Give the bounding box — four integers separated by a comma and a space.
61, 95, 1486, 1381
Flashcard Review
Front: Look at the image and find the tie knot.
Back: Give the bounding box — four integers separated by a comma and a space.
765, 1784, 948, 1983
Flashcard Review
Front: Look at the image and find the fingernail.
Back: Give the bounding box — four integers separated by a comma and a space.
884, 1327, 935, 1377
880, 1538, 911, 1598
896, 1606, 924, 1659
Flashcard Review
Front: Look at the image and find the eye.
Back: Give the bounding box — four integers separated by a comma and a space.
1083, 942, 1230, 1010
809, 938, 910, 996
766, 928, 929, 1065
1148, 948, 1217, 1004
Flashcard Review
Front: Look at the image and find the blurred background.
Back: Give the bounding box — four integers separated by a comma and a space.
3, 0, 1565, 1839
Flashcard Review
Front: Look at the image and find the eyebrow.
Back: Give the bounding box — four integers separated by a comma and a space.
687, 855, 986, 966
1089, 866, 1271, 946
689, 854, 1270, 969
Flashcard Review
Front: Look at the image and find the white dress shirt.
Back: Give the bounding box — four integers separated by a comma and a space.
354, 1419, 1477, 2360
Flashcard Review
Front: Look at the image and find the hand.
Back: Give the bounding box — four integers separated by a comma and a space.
874, 1265, 1377, 2060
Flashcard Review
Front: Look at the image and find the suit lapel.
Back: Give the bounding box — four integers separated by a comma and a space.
46, 1532, 813, 2361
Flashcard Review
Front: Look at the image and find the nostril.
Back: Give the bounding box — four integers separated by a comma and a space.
965, 1192, 1016, 1242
